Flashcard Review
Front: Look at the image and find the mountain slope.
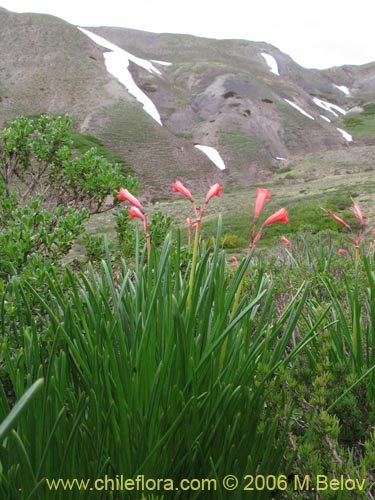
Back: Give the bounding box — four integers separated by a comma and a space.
0, 7, 373, 198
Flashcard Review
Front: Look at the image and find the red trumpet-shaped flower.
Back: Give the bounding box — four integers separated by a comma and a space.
128, 206, 144, 220
324, 210, 352, 232
172, 180, 194, 202
280, 235, 291, 248
205, 183, 222, 203
338, 248, 349, 255
229, 256, 239, 268
323, 198, 366, 261
351, 198, 363, 226
263, 208, 289, 226
254, 188, 271, 221
117, 188, 143, 210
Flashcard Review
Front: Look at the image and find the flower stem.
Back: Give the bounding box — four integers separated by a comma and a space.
186, 220, 200, 308
143, 215, 151, 259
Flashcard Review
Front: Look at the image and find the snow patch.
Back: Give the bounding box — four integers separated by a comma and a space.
334, 84, 351, 96
103, 51, 162, 125
194, 145, 226, 170
320, 115, 331, 123
78, 27, 162, 125
312, 97, 346, 117
284, 99, 314, 120
261, 52, 280, 75
337, 128, 353, 142
151, 59, 172, 66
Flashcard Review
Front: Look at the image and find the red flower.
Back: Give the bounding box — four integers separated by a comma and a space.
351, 198, 363, 226
230, 256, 239, 268
254, 188, 271, 220
338, 248, 349, 255
325, 210, 352, 231
205, 183, 223, 203
263, 208, 288, 226
117, 188, 143, 209
172, 180, 194, 201
280, 235, 291, 248
128, 206, 144, 220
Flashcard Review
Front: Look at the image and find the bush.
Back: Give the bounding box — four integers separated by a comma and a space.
113, 208, 173, 256
0, 114, 138, 213
0, 192, 88, 282
220, 233, 247, 248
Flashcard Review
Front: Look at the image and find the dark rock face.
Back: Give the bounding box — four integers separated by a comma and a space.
0, 9, 373, 196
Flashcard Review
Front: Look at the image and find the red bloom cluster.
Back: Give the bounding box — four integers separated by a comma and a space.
117, 187, 150, 253
172, 180, 194, 202
172, 179, 223, 234
117, 188, 143, 211
324, 198, 364, 254
254, 188, 271, 221
248, 188, 289, 252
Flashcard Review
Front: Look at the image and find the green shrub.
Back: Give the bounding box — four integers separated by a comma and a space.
113, 208, 173, 256
220, 233, 247, 248
0, 114, 138, 213
0, 192, 88, 281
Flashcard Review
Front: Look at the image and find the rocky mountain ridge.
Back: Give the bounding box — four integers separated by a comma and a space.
1, 6, 374, 198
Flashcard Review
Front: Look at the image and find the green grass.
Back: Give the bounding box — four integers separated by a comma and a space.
3, 189, 375, 497
1, 228, 322, 498
196, 190, 359, 251
344, 103, 375, 137
218, 130, 260, 153
176, 131, 193, 139
276, 166, 292, 174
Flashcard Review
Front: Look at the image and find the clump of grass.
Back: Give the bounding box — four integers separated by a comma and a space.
0, 223, 321, 497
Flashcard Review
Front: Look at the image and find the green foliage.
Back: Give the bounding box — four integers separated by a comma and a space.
60, 148, 138, 211
219, 232, 247, 248
0, 229, 318, 498
0, 114, 138, 213
82, 234, 109, 262
200, 190, 361, 250
2, 182, 375, 498
0, 193, 88, 281
0, 115, 72, 196
206, 232, 247, 250
0, 379, 44, 441
113, 208, 173, 256
344, 103, 375, 137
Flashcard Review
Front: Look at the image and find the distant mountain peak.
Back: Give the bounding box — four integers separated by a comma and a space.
0, 8, 373, 196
